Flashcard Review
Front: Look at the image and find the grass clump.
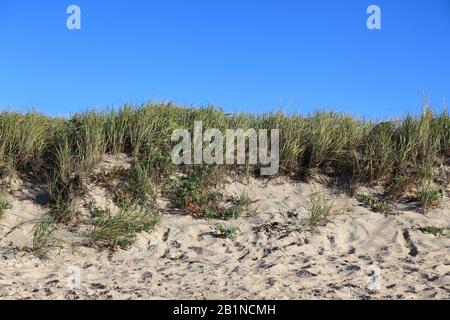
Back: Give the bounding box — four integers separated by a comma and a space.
172, 169, 222, 218
357, 193, 393, 214
385, 174, 414, 199
0, 191, 12, 219
87, 204, 159, 251
308, 191, 333, 231
416, 182, 444, 213
46, 136, 82, 224
32, 215, 61, 258
172, 170, 252, 220
115, 162, 155, 209
0, 112, 49, 175
71, 111, 106, 175
173, 174, 204, 211
215, 225, 240, 239
231, 191, 252, 208
103, 106, 134, 154
221, 207, 241, 220
415, 161, 444, 213
419, 225, 449, 237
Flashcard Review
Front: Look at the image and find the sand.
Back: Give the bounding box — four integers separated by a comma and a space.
0, 168, 449, 300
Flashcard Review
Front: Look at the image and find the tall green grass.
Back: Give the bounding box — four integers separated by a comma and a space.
0, 103, 447, 256
72, 111, 106, 174
0, 112, 49, 175
1, 104, 449, 183
87, 203, 159, 250
0, 103, 448, 220
0, 190, 12, 219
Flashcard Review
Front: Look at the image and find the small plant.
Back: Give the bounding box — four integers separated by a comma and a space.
215, 225, 240, 239
0, 191, 12, 219
308, 191, 333, 231
87, 204, 159, 251
417, 161, 436, 182
46, 137, 81, 224
202, 207, 216, 219
116, 162, 155, 209
172, 172, 253, 220
419, 225, 449, 237
386, 175, 411, 198
221, 207, 241, 220
72, 111, 106, 175
416, 181, 444, 213
0, 160, 14, 179
138, 144, 174, 183
357, 193, 392, 214
32, 215, 60, 258
86, 200, 110, 218
232, 192, 252, 208
231, 191, 257, 215
173, 174, 203, 210
171, 170, 230, 219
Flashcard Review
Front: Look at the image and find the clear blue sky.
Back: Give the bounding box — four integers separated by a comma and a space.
0, 0, 449, 118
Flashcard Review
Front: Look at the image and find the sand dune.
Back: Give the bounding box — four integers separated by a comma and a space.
0, 174, 449, 300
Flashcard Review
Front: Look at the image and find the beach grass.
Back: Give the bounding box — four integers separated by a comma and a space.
87, 203, 159, 250
1, 103, 449, 255
0, 190, 12, 219
1, 104, 448, 186
308, 191, 333, 231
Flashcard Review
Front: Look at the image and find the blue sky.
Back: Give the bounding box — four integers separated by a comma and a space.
0, 0, 449, 118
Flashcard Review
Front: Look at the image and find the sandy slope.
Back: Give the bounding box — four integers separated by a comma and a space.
0, 174, 449, 300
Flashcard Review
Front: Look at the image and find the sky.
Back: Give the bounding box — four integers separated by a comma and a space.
0, 0, 449, 119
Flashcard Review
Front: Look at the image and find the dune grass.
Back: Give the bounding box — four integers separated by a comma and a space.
0, 191, 12, 219
416, 182, 444, 213
32, 215, 60, 258
0, 103, 448, 254
215, 225, 240, 239
1, 104, 448, 185
115, 162, 156, 209
419, 225, 449, 237
357, 193, 393, 215
308, 191, 333, 231
87, 203, 159, 250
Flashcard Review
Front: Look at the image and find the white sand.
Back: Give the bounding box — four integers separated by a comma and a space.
0, 172, 449, 300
